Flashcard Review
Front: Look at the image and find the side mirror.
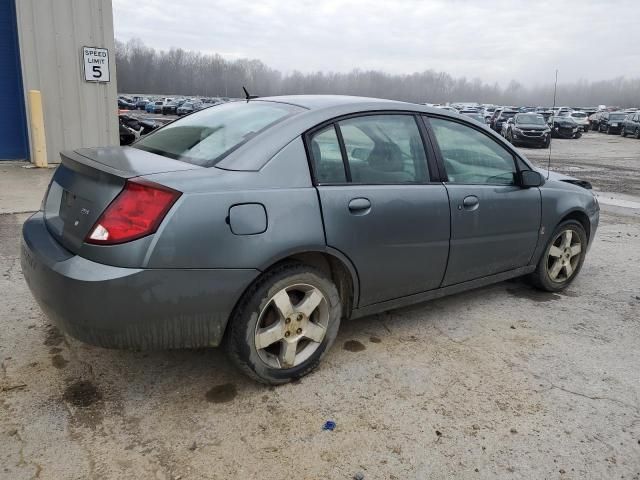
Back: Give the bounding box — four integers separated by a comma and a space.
519, 170, 544, 188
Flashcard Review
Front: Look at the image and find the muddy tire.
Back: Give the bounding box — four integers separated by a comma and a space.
224, 263, 341, 385
530, 220, 588, 292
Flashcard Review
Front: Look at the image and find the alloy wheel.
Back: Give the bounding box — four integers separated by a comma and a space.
254, 284, 329, 369
546, 230, 582, 283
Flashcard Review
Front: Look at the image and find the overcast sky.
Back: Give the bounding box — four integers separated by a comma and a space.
112, 0, 639, 86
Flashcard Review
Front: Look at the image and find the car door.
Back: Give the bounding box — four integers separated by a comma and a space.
426, 116, 541, 286
307, 113, 451, 307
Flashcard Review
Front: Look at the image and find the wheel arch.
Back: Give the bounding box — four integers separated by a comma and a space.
559, 209, 591, 242
256, 247, 360, 320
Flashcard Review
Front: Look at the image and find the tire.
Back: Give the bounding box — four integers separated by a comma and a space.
224, 262, 342, 384
530, 220, 588, 292
621, 128, 626, 137
635, 128, 640, 139
574, 131, 582, 139
543, 137, 551, 148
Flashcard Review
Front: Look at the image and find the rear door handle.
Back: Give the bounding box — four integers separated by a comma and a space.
348, 197, 371, 214
461, 195, 479, 211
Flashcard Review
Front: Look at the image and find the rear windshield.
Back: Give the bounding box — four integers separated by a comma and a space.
500, 111, 516, 118
571, 112, 587, 118
609, 113, 626, 121
135, 101, 303, 167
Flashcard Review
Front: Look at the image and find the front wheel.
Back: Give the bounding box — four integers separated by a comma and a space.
621, 127, 626, 137
224, 263, 342, 384
530, 220, 587, 292
635, 128, 640, 139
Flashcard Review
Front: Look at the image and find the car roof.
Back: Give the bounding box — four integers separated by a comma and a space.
257, 94, 406, 110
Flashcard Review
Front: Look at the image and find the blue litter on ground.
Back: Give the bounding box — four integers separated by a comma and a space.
322, 420, 336, 431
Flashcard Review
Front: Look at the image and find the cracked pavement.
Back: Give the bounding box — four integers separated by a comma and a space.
1, 137, 640, 478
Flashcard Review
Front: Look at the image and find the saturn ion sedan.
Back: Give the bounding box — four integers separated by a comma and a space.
22, 96, 599, 384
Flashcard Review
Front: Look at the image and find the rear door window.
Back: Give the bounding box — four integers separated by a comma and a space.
309, 114, 429, 184
135, 101, 303, 167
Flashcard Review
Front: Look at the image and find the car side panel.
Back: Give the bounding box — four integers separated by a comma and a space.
530, 180, 599, 265
145, 138, 327, 269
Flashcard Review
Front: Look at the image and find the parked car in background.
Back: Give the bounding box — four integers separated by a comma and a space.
118, 97, 136, 110
551, 116, 582, 139
503, 113, 551, 148
620, 112, 640, 139
177, 101, 204, 116
21, 95, 599, 384
569, 111, 590, 132
492, 109, 518, 134
146, 100, 163, 114
162, 98, 179, 115
460, 111, 487, 124
135, 97, 151, 110
598, 112, 627, 134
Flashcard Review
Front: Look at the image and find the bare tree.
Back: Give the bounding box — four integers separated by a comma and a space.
115, 38, 640, 107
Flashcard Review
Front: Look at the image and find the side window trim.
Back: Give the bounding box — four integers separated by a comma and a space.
304, 111, 438, 186
423, 114, 524, 186
334, 123, 352, 182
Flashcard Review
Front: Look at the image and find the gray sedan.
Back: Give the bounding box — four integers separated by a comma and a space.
21, 95, 599, 384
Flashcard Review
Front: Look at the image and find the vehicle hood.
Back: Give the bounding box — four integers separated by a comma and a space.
534, 168, 593, 190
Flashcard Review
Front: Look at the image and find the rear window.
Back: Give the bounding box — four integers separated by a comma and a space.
609, 113, 626, 121
135, 101, 303, 167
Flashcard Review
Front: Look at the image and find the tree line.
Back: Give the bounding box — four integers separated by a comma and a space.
115, 38, 640, 107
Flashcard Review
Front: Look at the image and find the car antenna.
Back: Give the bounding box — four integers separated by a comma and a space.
547, 69, 558, 180
243, 86, 258, 102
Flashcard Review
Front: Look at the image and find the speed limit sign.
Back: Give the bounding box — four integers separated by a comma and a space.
82, 46, 110, 83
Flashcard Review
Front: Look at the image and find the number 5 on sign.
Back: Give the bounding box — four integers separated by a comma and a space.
82, 46, 110, 83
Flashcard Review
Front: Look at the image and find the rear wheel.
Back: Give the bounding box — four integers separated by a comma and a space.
530, 220, 587, 292
224, 263, 342, 384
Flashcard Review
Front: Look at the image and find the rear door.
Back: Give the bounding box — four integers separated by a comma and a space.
308, 113, 450, 307
426, 116, 541, 286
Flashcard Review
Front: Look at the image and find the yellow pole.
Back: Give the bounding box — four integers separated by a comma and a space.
27, 90, 48, 168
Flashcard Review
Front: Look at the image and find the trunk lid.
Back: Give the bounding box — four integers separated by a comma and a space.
44, 146, 201, 253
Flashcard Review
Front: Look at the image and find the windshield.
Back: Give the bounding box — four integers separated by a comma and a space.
609, 113, 626, 121
500, 111, 516, 119
135, 101, 303, 167
182, 102, 193, 108
571, 112, 587, 118
516, 114, 546, 125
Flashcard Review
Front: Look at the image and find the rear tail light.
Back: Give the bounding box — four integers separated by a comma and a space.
86, 179, 181, 245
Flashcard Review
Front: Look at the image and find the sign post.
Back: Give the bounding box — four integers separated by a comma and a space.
82, 46, 110, 83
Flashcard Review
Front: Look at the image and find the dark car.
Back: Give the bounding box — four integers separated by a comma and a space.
551, 116, 582, 139
599, 112, 628, 134
118, 97, 136, 110
621, 112, 640, 138
492, 109, 517, 133
21, 96, 599, 384
503, 113, 551, 148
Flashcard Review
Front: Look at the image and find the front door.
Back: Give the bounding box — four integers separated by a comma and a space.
426, 116, 541, 286
308, 114, 450, 306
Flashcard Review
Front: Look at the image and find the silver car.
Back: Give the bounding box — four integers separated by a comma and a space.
22, 96, 599, 384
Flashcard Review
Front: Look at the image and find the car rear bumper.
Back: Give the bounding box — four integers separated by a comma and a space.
21, 212, 259, 350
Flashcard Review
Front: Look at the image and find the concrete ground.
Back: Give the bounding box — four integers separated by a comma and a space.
1, 134, 639, 479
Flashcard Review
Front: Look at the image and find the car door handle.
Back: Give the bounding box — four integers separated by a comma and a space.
461, 195, 479, 211
348, 197, 371, 214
